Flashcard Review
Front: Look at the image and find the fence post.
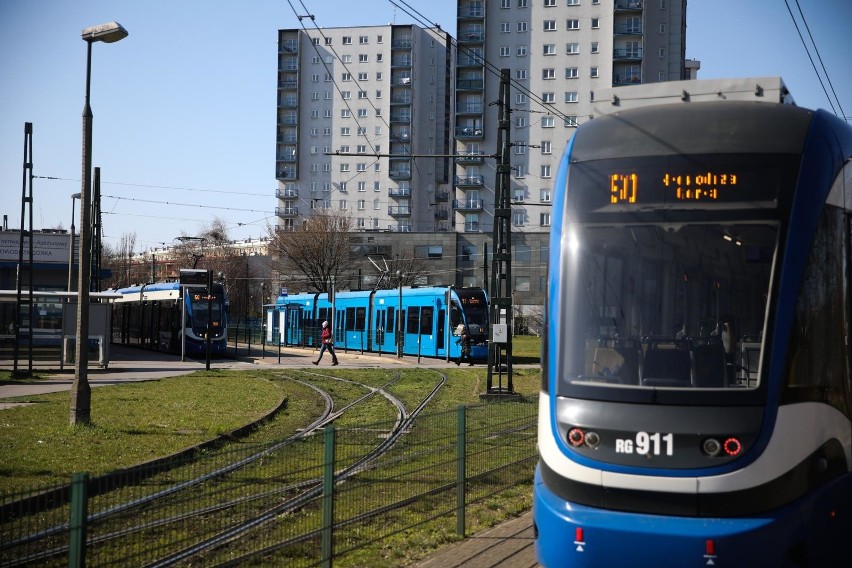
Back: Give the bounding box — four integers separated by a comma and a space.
456, 405, 466, 537
321, 425, 336, 568
68, 472, 89, 568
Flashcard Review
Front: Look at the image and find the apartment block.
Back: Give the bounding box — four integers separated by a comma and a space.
275, 1, 688, 309
276, 25, 453, 233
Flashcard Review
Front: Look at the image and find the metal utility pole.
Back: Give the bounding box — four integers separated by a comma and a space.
90, 166, 103, 292
486, 69, 515, 397
13, 122, 35, 376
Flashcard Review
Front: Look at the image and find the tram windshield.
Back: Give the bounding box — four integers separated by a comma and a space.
188, 288, 224, 327
456, 288, 489, 335
558, 221, 776, 396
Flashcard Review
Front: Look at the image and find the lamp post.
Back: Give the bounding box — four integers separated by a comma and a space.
67, 193, 81, 292
260, 282, 267, 351
396, 270, 403, 358
71, 21, 128, 426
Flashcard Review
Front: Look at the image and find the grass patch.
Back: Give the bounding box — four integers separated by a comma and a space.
511, 335, 542, 364
0, 371, 286, 494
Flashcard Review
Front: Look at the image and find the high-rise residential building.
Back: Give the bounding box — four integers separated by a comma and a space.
276, 25, 453, 233
275, 2, 688, 313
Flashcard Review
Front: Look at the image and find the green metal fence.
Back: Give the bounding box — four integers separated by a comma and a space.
1, 398, 538, 567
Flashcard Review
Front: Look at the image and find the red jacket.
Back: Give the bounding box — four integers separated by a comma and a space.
321, 327, 333, 344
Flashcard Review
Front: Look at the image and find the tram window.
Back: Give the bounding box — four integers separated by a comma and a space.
387, 307, 395, 337
420, 306, 433, 334
450, 302, 462, 333
346, 307, 356, 330
784, 207, 849, 415
407, 308, 420, 334
355, 307, 366, 331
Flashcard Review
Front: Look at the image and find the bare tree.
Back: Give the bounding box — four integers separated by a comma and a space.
268, 210, 355, 293
365, 244, 430, 290
101, 232, 138, 289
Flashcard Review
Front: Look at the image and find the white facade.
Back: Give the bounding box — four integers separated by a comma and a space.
454, 0, 687, 235
276, 25, 452, 233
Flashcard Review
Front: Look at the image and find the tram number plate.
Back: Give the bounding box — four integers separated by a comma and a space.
615, 432, 674, 456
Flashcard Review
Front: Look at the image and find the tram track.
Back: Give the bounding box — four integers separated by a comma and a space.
3, 369, 447, 567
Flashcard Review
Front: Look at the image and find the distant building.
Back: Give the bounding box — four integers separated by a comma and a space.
276, 1, 691, 310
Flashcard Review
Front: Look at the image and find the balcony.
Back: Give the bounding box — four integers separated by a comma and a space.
390, 131, 411, 141
464, 221, 480, 232
391, 38, 412, 49
280, 62, 298, 71
459, 29, 484, 43
392, 224, 412, 233
456, 78, 484, 91
390, 113, 412, 123
280, 116, 298, 126
458, 54, 483, 67
456, 102, 483, 115
388, 205, 411, 217
390, 94, 412, 105
276, 169, 296, 179
388, 187, 411, 198
614, 24, 643, 35
434, 191, 449, 202
392, 76, 412, 87
457, 151, 485, 164
454, 175, 484, 188
276, 188, 298, 199
453, 199, 484, 212
614, 0, 643, 10
279, 79, 298, 90
613, 72, 642, 86
434, 208, 449, 220
458, 3, 485, 19
279, 41, 298, 54
275, 206, 299, 217
391, 58, 412, 68
613, 47, 643, 60
455, 126, 483, 139
278, 98, 298, 108
277, 154, 296, 163
389, 169, 412, 180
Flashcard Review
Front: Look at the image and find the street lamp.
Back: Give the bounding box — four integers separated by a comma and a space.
71, 21, 128, 426
396, 270, 403, 358
67, 193, 81, 292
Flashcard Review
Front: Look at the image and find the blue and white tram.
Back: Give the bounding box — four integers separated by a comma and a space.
534, 101, 852, 566
111, 281, 229, 355
270, 286, 489, 360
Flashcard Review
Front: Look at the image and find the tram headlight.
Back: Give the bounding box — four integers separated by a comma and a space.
567, 427, 585, 447
702, 438, 722, 457
584, 431, 601, 449
723, 437, 743, 456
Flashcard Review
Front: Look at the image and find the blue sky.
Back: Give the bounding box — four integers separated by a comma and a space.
1, 0, 849, 253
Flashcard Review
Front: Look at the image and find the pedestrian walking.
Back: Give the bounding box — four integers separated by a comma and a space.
455, 325, 474, 366
313, 320, 339, 366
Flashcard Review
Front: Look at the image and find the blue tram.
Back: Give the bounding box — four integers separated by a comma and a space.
111, 281, 229, 355
534, 101, 852, 566
269, 286, 489, 360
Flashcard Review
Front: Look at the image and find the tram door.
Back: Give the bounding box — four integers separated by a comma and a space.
375, 310, 387, 353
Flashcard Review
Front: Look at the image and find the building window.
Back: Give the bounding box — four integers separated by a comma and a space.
541, 141, 552, 154
359, 54, 368, 62
358, 109, 368, 118
540, 188, 551, 202
374, 181, 381, 191
591, 42, 599, 54
517, 45, 528, 56
377, 35, 383, 43
543, 43, 556, 55
512, 211, 526, 227
540, 213, 551, 226
567, 19, 579, 30
325, 37, 332, 45
567, 42, 579, 54
501, 0, 510, 7
341, 127, 351, 136
541, 165, 552, 178
542, 116, 555, 128
567, 0, 579, 4
501, 22, 511, 32
358, 182, 366, 192
340, 163, 350, 172
591, 18, 600, 29
518, 0, 528, 6
542, 92, 555, 103
342, 73, 351, 82
543, 20, 556, 31
499, 46, 510, 57
659, 48, 666, 58
516, 69, 527, 80
311, 110, 319, 118
339, 182, 347, 192
660, 23, 666, 34
358, 72, 368, 81
341, 109, 351, 118
515, 143, 526, 155
542, 68, 555, 80
376, 72, 383, 81
513, 188, 525, 202
342, 54, 352, 63
565, 91, 579, 103
343, 36, 352, 45
341, 91, 351, 100
565, 67, 579, 79
590, 66, 599, 78
359, 35, 368, 44
517, 21, 528, 32
515, 165, 526, 178
516, 117, 527, 127
516, 93, 527, 104
544, 0, 556, 5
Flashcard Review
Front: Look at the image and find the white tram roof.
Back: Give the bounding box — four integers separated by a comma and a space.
0, 290, 123, 301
